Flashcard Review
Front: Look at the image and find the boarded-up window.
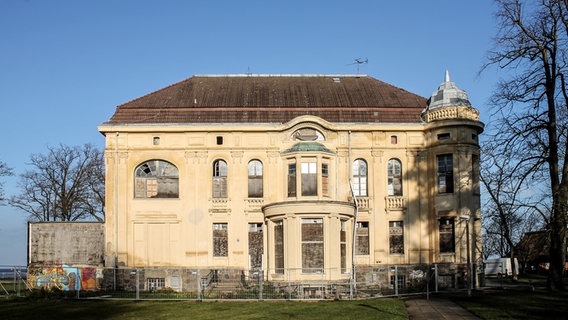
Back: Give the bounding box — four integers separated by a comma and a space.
322, 163, 329, 197
387, 159, 402, 196
356, 221, 369, 255
302, 218, 324, 273
439, 217, 455, 253
248, 160, 263, 198
301, 162, 317, 196
340, 220, 347, 273
135, 160, 179, 198
274, 221, 284, 273
248, 223, 263, 270
437, 154, 454, 194
353, 159, 368, 197
213, 223, 228, 257
472, 154, 480, 194
389, 221, 404, 254
287, 163, 296, 197
213, 160, 228, 198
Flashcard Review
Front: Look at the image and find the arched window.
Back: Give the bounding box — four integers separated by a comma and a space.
387, 159, 402, 196
135, 160, 179, 198
352, 159, 368, 197
212, 159, 228, 198
248, 160, 263, 198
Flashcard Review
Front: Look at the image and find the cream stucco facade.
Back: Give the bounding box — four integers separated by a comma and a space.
99, 73, 483, 282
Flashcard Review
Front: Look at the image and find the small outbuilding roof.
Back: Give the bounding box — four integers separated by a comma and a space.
105, 74, 427, 124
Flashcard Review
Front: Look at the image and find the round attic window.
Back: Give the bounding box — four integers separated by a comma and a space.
291, 128, 325, 141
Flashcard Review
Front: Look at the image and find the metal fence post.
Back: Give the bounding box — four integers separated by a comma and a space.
394, 266, 398, 296
13, 267, 19, 297
434, 264, 439, 293
321, 269, 325, 300
259, 270, 263, 300
136, 268, 140, 300
287, 271, 291, 300
76, 267, 80, 299
198, 269, 202, 301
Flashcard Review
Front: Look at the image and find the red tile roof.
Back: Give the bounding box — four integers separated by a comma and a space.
106, 75, 427, 124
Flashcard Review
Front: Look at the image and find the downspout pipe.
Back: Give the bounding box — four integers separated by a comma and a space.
114, 132, 119, 290
348, 130, 359, 298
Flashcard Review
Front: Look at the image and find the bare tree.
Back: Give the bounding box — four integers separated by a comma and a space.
10, 144, 105, 222
481, 149, 522, 280
484, 0, 568, 290
0, 160, 13, 203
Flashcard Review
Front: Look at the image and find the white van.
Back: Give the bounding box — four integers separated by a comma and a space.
484, 258, 519, 277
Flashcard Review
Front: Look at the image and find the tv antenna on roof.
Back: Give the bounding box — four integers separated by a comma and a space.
348, 58, 368, 74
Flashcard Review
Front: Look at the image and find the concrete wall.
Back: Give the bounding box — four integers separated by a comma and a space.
28, 222, 105, 266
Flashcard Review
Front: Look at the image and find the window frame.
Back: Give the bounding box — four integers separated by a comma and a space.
213, 223, 228, 257
274, 220, 284, 274
437, 154, 454, 194
134, 159, 179, 199
389, 221, 404, 254
387, 158, 403, 196
322, 162, 329, 197
301, 218, 324, 273
301, 161, 317, 196
355, 221, 370, 255
247, 159, 263, 198
287, 163, 297, 197
340, 220, 347, 273
439, 217, 456, 253
472, 154, 480, 195
212, 159, 228, 198
352, 159, 368, 197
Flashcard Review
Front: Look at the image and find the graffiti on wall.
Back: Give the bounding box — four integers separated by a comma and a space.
28, 265, 102, 291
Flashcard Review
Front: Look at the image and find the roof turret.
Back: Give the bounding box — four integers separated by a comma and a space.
427, 70, 471, 109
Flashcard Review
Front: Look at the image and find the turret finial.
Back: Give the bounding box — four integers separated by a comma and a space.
445, 70, 450, 82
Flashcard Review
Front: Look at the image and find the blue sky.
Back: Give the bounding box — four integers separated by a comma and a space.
0, 0, 498, 265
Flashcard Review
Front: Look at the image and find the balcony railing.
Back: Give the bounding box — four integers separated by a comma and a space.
356, 197, 370, 211
245, 198, 265, 212
209, 198, 231, 213
385, 196, 406, 211
348, 197, 370, 211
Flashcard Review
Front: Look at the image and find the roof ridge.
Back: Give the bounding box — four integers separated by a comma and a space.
195, 74, 368, 78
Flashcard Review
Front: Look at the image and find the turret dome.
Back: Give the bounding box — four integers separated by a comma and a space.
427, 70, 471, 109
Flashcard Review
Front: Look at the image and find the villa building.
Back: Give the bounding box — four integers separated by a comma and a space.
98, 72, 483, 285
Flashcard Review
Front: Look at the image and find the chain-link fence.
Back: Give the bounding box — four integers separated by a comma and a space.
10, 263, 477, 300
0, 265, 30, 297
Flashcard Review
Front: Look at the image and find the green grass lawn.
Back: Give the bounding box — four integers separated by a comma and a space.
0, 298, 408, 320
452, 288, 568, 320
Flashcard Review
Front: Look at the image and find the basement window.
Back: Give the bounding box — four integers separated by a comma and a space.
147, 278, 165, 291
390, 275, 406, 289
